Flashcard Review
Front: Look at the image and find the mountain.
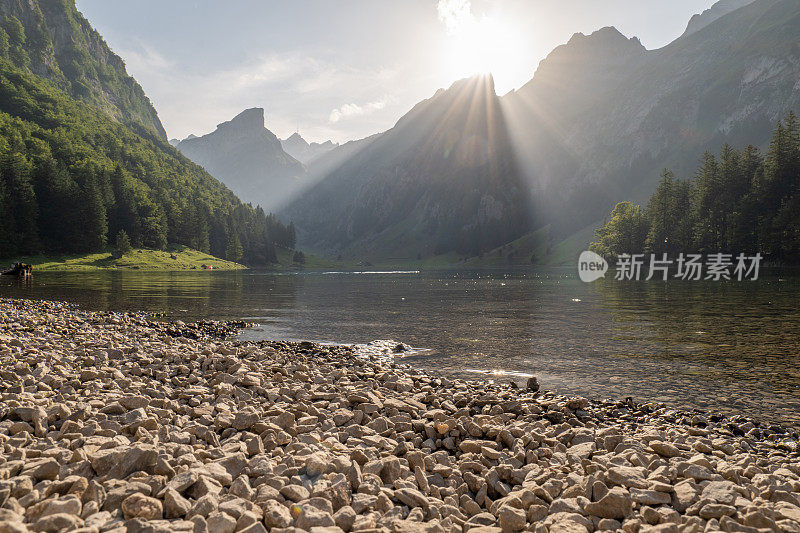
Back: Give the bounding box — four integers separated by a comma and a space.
282, 75, 532, 260
286, 0, 800, 262
502, 0, 800, 238
0, 0, 166, 139
682, 0, 756, 37
176, 108, 304, 211
281, 133, 338, 164
0, 2, 296, 264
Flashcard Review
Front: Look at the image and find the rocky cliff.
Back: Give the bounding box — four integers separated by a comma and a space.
282, 75, 532, 259
503, 0, 800, 237
0, 0, 166, 139
682, 0, 756, 38
177, 108, 305, 211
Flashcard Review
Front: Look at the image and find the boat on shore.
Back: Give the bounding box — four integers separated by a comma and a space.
1, 262, 32, 277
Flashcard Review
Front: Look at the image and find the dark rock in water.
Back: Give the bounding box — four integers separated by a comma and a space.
154, 318, 247, 340
526, 377, 539, 392
394, 343, 406, 353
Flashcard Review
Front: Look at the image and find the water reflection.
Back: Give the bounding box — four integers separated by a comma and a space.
1, 269, 798, 425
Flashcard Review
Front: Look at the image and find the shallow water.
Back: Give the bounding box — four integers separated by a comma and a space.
1, 268, 799, 426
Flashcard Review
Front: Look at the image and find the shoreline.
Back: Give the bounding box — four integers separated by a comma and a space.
0, 297, 798, 533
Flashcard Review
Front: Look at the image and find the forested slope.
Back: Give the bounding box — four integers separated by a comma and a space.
0, 57, 295, 264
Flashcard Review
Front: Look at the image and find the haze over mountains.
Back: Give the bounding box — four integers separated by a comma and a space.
284, 76, 532, 259
173, 111, 340, 211
278, 0, 800, 262
0, 0, 297, 264
7, 0, 797, 266
176, 108, 305, 212
280, 133, 338, 165
502, 0, 800, 240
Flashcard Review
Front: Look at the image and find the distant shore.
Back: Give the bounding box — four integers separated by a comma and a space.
2, 245, 342, 272
0, 297, 798, 533
6, 246, 245, 272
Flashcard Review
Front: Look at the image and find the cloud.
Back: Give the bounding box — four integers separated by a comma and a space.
437, 0, 474, 35
117, 42, 395, 139
119, 44, 173, 73
328, 99, 389, 123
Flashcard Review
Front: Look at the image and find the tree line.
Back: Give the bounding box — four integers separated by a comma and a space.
591, 112, 800, 263
0, 55, 296, 264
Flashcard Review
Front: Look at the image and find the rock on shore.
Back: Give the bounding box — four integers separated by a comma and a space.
0, 298, 798, 533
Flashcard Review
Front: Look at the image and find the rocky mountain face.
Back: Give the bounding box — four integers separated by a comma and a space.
282, 75, 532, 259
682, 0, 756, 38
285, 0, 800, 262
0, 0, 166, 139
502, 0, 800, 238
281, 133, 338, 165
177, 108, 305, 211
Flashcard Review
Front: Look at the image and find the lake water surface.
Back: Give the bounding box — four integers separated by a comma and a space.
2, 269, 798, 426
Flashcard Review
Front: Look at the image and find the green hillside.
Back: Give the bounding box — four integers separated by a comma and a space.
0, 56, 296, 265
18, 245, 245, 271
0, 0, 166, 138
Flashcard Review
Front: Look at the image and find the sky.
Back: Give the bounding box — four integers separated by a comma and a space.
75, 0, 718, 144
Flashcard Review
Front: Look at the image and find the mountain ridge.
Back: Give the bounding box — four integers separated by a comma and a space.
176, 108, 305, 212
282, 75, 533, 259
502, 0, 800, 239
682, 0, 756, 38
280, 132, 338, 164
0, 0, 166, 139
285, 0, 800, 262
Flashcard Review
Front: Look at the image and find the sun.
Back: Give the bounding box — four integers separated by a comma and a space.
439, 13, 525, 93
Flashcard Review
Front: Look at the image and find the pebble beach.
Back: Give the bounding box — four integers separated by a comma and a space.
0, 297, 798, 533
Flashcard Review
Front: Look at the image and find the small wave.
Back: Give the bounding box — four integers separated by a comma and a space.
352, 339, 430, 359
463, 368, 536, 379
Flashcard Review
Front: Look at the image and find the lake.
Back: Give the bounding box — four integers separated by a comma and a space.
2, 269, 798, 426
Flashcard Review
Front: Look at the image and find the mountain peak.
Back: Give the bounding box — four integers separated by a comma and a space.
445, 73, 496, 95
520, 25, 646, 100
218, 107, 265, 132
566, 26, 645, 52
284, 132, 310, 149
176, 108, 303, 211
682, 0, 756, 38
281, 132, 337, 164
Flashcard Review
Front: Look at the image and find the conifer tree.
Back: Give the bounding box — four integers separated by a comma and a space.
79, 175, 107, 252
225, 234, 243, 263
115, 229, 132, 255
1, 152, 38, 255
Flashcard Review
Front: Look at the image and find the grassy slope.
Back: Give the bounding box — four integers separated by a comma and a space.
540, 223, 598, 266
15, 246, 245, 271
15, 225, 594, 273
272, 247, 349, 271
350, 222, 597, 270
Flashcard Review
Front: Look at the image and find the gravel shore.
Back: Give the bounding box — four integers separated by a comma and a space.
0, 297, 799, 533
